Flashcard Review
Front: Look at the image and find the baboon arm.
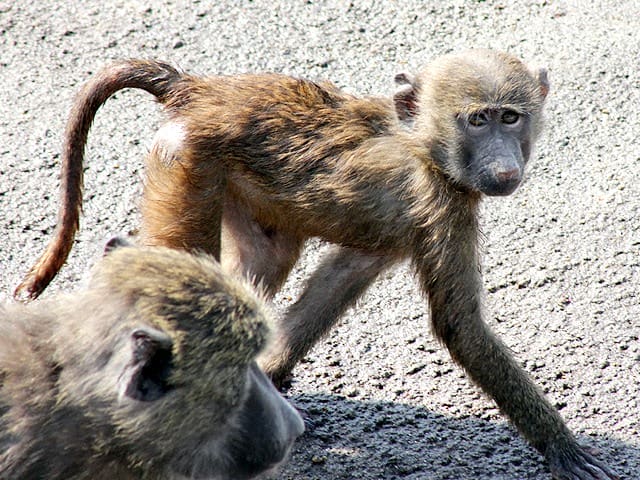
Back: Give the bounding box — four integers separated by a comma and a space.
259, 246, 393, 386
432, 293, 570, 448
422, 261, 619, 479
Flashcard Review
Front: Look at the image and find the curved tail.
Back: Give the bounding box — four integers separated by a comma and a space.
14, 60, 183, 300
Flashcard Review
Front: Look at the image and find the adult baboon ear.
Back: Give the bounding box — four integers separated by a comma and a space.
103, 235, 133, 255
393, 72, 420, 123
119, 327, 174, 402
535, 67, 550, 99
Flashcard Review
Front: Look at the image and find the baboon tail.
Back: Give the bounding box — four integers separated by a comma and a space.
14, 60, 182, 301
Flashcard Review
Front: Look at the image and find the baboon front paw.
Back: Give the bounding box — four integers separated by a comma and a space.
547, 443, 619, 480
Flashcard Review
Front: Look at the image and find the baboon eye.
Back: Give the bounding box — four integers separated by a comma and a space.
501, 110, 520, 125
468, 112, 489, 127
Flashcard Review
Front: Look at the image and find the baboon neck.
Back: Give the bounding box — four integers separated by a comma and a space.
409, 173, 481, 269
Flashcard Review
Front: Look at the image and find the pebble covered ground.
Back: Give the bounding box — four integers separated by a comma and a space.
0, 1, 638, 479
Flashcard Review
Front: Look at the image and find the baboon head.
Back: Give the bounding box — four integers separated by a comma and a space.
395, 49, 549, 196
46, 243, 304, 479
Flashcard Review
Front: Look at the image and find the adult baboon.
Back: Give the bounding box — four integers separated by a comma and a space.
15, 51, 617, 478
2, 242, 304, 479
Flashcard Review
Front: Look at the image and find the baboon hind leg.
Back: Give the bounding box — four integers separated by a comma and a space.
139, 142, 225, 258
258, 246, 393, 388
221, 198, 304, 298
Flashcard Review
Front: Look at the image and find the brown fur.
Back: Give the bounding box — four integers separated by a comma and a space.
15, 51, 616, 478
2, 244, 303, 479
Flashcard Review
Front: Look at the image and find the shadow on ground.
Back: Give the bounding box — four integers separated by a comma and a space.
279, 393, 635, 480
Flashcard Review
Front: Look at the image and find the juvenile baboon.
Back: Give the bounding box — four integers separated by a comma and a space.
16, 51, 618, 479
2, 242, 304, 479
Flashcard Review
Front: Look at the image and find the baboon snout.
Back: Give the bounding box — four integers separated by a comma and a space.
494, 165, 521, 184
228, 364, 304, 478
480, 161, 522, 196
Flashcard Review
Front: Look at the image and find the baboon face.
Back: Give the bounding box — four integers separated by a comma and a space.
97, 324, 304, 480
457, 106, 531, 196
404, 49, 549, 196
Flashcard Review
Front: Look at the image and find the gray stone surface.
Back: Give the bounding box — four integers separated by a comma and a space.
0, 1, 638, 478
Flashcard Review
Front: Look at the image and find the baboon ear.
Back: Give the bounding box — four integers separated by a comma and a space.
119, 327, 174, 402
535, 67, 550, 99
103, 235, 133, 256
393, 72, 420, 122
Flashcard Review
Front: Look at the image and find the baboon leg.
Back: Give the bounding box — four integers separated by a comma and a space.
139, 144, 225, 258
423, 257, 619, 479
221, 199, 304, 298
259, 246, 393, 387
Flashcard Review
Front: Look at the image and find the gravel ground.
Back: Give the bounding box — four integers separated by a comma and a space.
0, 1, 639, 479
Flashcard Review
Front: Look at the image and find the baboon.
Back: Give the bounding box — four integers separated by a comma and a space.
15, 50, 618, 479
2, 241, 304, 479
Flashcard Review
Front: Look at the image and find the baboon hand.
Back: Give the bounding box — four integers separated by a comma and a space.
548, 444, 619, 480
